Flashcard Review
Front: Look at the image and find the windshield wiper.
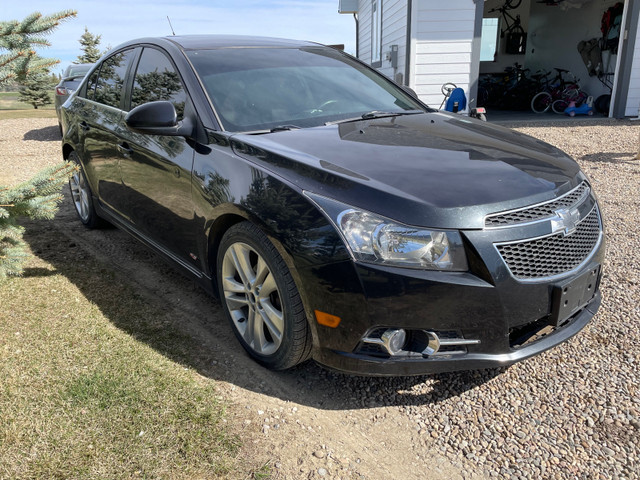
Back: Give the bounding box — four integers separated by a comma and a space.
269, 125, 301, 132
325, 110, 424, 126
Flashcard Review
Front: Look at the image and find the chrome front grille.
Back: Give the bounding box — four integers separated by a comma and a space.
496, 205, 601, 280
485, 182, 589, 227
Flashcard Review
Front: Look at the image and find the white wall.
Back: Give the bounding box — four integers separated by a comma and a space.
480, 0, 531, 74
357, 0, 408, 83
625, 22, 640, 117
358, 0, 373, 64
525, 0, 621, 100
412, 0, 476, 107
377, 0, 408, 82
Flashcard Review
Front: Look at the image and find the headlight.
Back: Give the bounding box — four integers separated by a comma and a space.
305, 193, 468, 271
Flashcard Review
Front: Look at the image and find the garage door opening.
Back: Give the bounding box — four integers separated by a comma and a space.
478, 0, 628, 119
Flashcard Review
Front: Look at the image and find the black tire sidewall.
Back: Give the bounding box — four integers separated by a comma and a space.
216, 222, 309, 370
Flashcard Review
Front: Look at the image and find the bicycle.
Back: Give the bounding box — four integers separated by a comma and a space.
488, 0, 526, 54
530, 68, 588, 114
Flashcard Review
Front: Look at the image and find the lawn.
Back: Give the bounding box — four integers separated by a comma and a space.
0, 220, 258, 478
0, 92, 55, 118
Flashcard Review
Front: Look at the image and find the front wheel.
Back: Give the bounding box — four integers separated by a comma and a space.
531, 92, 552, 113
217, 222, 312, 370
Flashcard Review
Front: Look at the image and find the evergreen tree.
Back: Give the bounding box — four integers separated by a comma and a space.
18, 73, 53, 108
0, 10, 76, 85
0, 162, 77, 280
77, 27, 101, 63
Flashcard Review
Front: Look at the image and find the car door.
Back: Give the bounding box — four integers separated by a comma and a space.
118, 46, 197, 266
75, 48, 137, 217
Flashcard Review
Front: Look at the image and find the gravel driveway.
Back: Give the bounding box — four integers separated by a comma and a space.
2, 116, 639, 480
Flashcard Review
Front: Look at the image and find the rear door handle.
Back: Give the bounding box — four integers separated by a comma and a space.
117, 143, 133, 157
80, 121, 90, 131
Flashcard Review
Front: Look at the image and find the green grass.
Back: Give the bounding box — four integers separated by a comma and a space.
0, 221, 257, 479
0, 91, 55, 115
0, 109, 57, 120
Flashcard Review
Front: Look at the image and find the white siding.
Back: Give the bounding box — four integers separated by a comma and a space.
358, 0, 373, 65
625, 25, 640, 117
412, 0, 476, 108
378, 0, 408, 81
358, 0, 408, 82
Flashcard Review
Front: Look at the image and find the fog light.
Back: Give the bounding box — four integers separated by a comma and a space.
381, 329, 407, 355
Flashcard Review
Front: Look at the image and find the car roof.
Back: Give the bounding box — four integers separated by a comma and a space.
118, 35, 320, 51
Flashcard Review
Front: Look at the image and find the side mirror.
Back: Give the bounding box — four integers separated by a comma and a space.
125, 101, 193, 137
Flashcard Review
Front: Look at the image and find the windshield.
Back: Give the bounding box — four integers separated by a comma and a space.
187, 46, 426, 132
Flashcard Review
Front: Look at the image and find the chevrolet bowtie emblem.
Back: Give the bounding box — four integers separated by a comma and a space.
550, 207, 581, 236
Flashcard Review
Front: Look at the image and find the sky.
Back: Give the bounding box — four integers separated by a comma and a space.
4, 0, 357, 75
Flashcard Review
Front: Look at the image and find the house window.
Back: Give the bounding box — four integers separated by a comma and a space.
480, 18, 499, 62
371, 0, 382, 66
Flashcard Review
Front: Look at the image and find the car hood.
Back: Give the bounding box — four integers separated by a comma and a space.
229, 111, 583, 229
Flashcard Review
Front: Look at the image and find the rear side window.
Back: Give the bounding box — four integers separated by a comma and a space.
93, 49, 135, 109
131, 48, 187, 120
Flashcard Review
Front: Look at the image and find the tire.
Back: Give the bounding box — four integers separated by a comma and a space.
552, 99, 568, 114
595, 94, 611, 115
217, 222, 312, 370
68, 151, 106, 229
531, 92, 552, 113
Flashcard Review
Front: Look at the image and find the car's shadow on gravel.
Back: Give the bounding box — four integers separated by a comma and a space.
23, 207, 504, 411
23, 125, 61, 141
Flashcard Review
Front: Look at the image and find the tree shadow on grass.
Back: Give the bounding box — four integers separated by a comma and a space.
23, 125, 60, 142
22, 214, 504, 411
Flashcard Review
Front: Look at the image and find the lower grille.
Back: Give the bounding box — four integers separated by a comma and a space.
497, 205, 601, 280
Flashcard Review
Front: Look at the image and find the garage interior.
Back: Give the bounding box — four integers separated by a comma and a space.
478, 0, 626, 119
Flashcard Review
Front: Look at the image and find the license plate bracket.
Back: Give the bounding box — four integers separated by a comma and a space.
550, 265, 600, 326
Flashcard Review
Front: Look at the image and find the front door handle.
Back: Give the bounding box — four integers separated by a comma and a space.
117, 143, 133, 157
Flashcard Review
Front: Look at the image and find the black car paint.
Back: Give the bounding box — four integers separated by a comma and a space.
61, 36, 603, 375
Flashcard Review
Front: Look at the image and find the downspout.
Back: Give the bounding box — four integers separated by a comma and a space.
404, 0, 412, 86
354, 13, 360, 58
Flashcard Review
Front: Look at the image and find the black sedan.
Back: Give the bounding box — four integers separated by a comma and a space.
55, 63, 94, 134
60, 36, 604, 375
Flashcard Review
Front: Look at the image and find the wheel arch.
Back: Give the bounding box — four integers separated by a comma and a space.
62, 143, 75, 160
206, 210, 321, 349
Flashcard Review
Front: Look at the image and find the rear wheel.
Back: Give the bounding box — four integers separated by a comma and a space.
531, 92, 552, 113
217, 222, 312, 370
552, 99, 569, 114
68, 152, 106, 228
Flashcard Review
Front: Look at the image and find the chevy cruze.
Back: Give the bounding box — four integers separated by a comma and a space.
60, 36, 604, 375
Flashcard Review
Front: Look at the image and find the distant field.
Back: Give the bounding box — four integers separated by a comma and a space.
0, 91, 55, 111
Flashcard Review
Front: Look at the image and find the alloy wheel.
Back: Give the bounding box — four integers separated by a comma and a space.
221, 242, 284, 356
70, 169, 91, 222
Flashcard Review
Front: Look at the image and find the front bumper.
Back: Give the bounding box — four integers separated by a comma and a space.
314, 292, 600, 376
300, 200, 605, 376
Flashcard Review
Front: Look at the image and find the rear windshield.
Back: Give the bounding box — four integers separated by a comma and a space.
186, 47, 425, 132
66, 64, 93, 78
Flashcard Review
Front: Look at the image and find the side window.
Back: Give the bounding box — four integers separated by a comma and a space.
85, 70, 99, 100
93, 49, 134, 109
131, 48, 187, 120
